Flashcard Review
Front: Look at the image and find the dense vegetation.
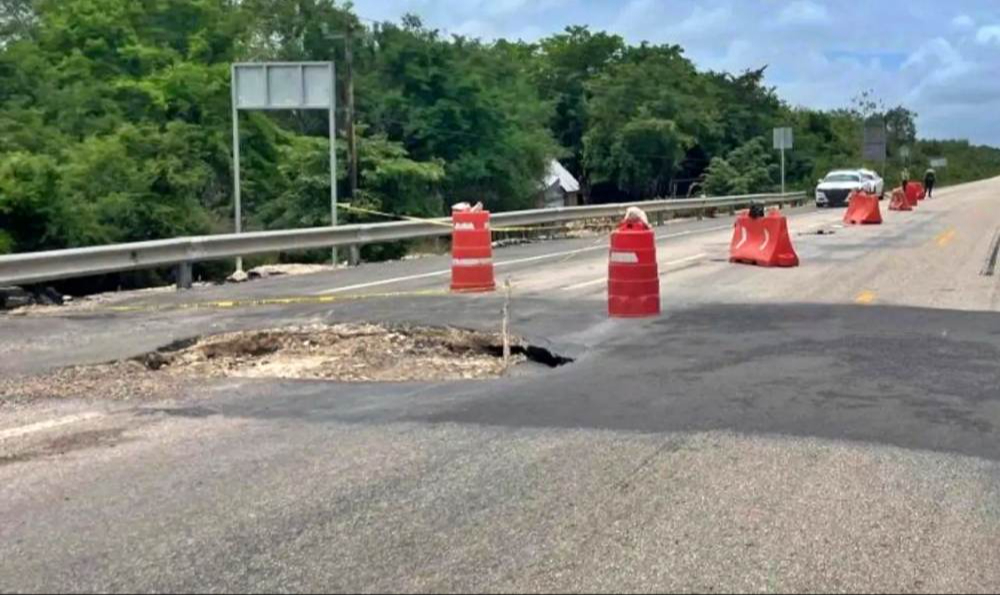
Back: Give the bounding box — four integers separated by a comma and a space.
1, 0, 999, 265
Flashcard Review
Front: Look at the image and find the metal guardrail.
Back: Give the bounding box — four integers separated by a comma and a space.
0, 192, 807, 287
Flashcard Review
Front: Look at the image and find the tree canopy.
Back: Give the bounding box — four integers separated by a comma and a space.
1, 0, 999, 265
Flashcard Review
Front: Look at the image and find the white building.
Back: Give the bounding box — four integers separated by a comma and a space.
539, 159, 581, 208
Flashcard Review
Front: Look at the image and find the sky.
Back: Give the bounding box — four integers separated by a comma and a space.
351, 0, 1000, 147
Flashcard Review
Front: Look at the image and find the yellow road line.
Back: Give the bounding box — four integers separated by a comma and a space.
0, 412, 104, 441
854, 290, 877, 305
102, 289, 449, 313
935, 229, 956, 247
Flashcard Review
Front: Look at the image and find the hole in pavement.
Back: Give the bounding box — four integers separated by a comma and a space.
136, 406, 219, 419
981, 228, 1000, 277
0, 428, 128, 467
133, 323, 573, 382
484, 344, 574, 368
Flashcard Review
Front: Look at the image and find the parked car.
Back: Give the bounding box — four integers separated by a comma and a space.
815, 170, 867, 207
858, 168, 885, 198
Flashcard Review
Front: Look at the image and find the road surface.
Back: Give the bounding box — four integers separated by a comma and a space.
2, 178, 999, 593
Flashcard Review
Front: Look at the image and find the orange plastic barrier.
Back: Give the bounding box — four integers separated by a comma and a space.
450, 210, 495, 293
889, 188, 912, 211
905, 183, 922, 207
843, 191, 883, 225
729, 209, 799, 267
608, 218, 660, 318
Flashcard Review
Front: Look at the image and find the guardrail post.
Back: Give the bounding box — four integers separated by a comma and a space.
348, 245, 361, 267
655, 212, 664, 227
176, 262, 193, 291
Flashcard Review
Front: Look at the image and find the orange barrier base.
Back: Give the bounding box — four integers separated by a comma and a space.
889, 188, 911, 211
729, 210, 799, 267
451, 265, 496, 293
843, 191, 883, 225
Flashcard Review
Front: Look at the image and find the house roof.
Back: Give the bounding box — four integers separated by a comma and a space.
543, 160, 580, 193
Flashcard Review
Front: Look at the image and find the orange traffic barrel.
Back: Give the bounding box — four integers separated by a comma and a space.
608, 218, 660, 318
451, 210, 495, 292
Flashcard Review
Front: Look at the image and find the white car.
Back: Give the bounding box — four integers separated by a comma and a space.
815, 170, 868, 208
858, 168, 885, 198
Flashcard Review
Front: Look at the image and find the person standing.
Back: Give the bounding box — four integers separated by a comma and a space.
924, 168, 936, 198
900, 167, 910, 194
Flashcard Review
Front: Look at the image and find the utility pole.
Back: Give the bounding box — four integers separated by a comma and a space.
323, 24, 358, 199
345, 26, 358, 198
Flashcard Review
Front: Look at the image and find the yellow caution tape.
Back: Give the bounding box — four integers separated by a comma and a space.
337, 202, 576, 233
338, 203, 454, 228
100, 289, 450, 314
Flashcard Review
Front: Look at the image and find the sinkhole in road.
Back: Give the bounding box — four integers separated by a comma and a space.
135, 323, 573, 382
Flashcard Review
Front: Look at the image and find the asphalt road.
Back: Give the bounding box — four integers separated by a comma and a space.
2, 179, 1000, 593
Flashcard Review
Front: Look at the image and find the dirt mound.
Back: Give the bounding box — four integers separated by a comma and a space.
137, 323, 522, 382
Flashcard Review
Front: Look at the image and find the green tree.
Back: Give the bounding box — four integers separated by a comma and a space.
703, 138, 776, 196
0, 0, 36, 46
534, 26, 624, 179
584, 43, 712, 198
360, 17, 556, 210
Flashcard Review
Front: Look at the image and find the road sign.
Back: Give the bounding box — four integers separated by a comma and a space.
862, 120, 886, 161
773, 127, 793, 194
231, 62, 337, 270
773, 127, 793, 150
930, 157, 949, 168
899, 145, 911, 160
234, 63, 335, 110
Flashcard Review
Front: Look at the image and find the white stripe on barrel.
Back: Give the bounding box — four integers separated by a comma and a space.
453, 222, 476, 231
452, 258, 494, 267
609, 251, 639, 264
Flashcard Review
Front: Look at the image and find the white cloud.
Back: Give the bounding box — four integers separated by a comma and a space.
903, 37, 966, 72
975, 25, 1000, 46
778, 1, 830, 26
451, 19, 500, 39
351, 0, 1000, 145
951, 14, 975, 29
612, 2, 733, 43
674, 5, 733, 34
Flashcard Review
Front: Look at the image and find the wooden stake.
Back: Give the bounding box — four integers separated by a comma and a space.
502, 277, 512, 372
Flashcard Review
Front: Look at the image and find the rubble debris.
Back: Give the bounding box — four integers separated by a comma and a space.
138, 323, 525, 382
1, 323, 573, 404
0, 286, 67, 311
247, 264, 335, 280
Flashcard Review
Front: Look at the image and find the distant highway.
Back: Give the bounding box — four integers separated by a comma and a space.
1, 177, 999, 592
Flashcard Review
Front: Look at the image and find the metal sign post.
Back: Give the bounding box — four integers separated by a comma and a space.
773, 127, 793, 194
863, 118, 887, 178
231, 62, 337, 271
